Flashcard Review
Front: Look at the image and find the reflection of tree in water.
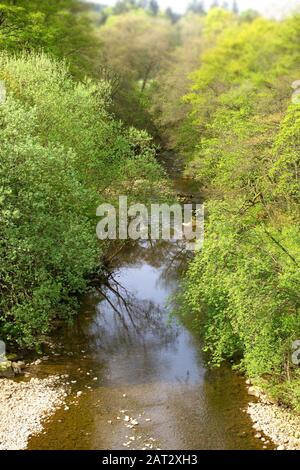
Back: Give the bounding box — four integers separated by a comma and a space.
89, 271, 180, 355
110, 239, 192, 277
156, 241, 192, 290
86, 239, 194, 355
119, 239, 194, 294
53, 240, 190, 358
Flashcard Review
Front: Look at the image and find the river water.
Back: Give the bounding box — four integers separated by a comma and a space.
28, 154, 269, 451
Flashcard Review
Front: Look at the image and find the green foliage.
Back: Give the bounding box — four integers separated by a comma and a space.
176, 11, 300, 408
150, 13, 205, 148
96, 9, 176, 130
0, 53, 167, 348
1, 0, 300, 415
0, 0, 100, 77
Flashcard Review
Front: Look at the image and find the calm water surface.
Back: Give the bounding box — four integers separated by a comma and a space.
28, 155, 270, 450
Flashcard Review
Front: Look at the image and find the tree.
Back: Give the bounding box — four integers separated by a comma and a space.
240, 9, 260, 22
187, 1, 205, 15
138, 0, 148, 8
177, 12, 300, 410
0, 0, 100, 78
0, 53, 167, 348
97, 10, 175, 128
150, 13, 205, 149
165, 7, 181, 23
113, 0, 138, 14
148, 0, 159, 16
232, 0, 239, 14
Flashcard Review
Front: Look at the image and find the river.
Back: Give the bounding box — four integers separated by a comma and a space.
28, 153, 270, 450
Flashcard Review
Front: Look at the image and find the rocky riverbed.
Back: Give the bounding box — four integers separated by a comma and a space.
0, 376, 67, 450
247, 386, 300, 450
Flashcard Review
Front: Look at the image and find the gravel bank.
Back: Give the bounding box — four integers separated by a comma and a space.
247, 388, 300, 450
0, 376, 67, 450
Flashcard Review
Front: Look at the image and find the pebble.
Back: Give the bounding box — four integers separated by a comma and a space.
0, 376, 66, 450
248, 390, 300, 450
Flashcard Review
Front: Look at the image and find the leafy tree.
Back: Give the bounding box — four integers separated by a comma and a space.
165, 7, 181, 24
232, 0, 238, 14
148, 0, 159, 16
240, 9, 260, 22
150, 13, 205, 149
150, 8, 236, 149
0, 0, 100, 77
113, 0, 137, 14
97, 10, 175, 129
187, 1, 205, 15
176, 11, 300, 409
0, 53, 168, 348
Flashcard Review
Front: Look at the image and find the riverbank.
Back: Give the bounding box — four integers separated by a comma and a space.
0, 376, 67, 450
247, 386, 300, 450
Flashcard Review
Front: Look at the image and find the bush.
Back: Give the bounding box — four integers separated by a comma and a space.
0, 53, 167, 348
178, 12, 300, 409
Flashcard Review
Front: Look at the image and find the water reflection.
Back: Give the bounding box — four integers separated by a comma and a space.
28, 218, 269, 450
85, 240, 204, 386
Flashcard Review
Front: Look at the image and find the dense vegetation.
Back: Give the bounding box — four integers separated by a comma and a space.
172, 9, 300, 409
0, 1, 168, 348
1, 0, 300, 411
0, 0, 100, 77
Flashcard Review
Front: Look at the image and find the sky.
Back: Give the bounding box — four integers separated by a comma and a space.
91, 0, 300, 17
